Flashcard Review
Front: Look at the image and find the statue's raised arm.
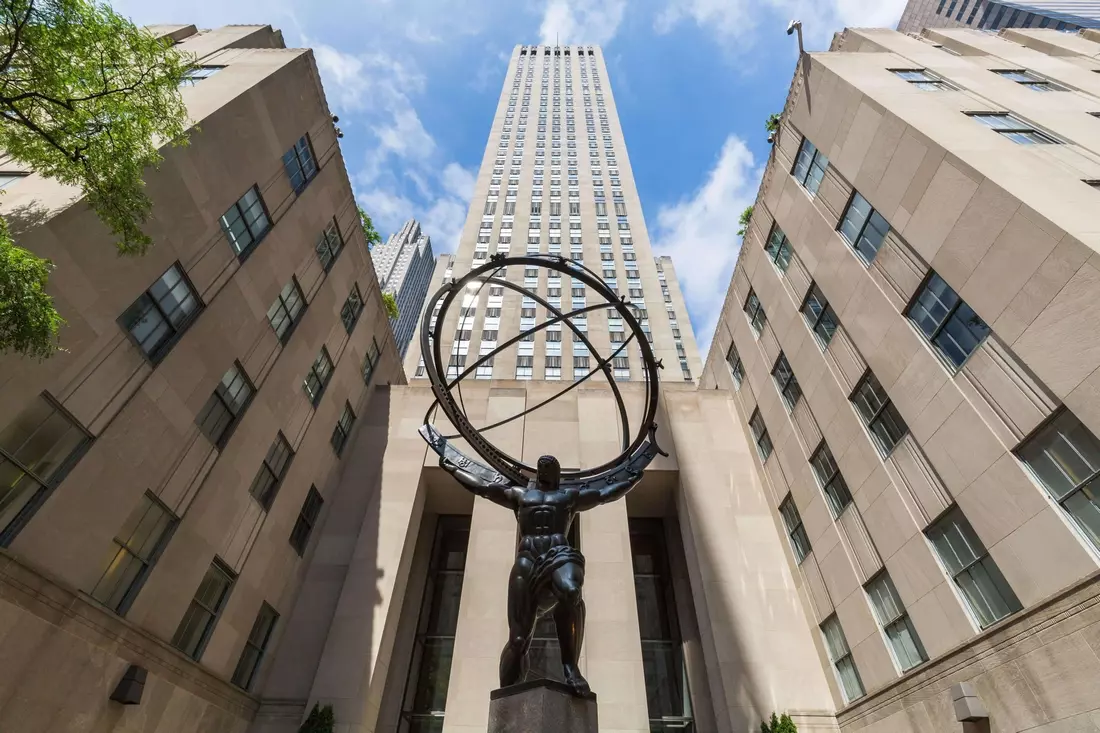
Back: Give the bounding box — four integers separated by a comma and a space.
440, 456, 520, 510
574, 467, 642, 511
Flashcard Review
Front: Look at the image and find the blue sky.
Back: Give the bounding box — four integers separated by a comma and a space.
113, 0, 907, 354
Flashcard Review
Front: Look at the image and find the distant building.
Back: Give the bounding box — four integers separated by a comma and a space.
371, 219, 435, 358
898, 0, 1100, 33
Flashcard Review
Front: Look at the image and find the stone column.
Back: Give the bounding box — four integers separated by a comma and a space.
305, 386, 433, 732
580, 500, 650, 733
666, 390, 838, 733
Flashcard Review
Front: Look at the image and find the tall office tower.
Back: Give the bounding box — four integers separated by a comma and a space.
702, 26, 1100, 732
372, 219, 436, 358
0, 24, 401, 733
898, 0, 1100, 33
403, 44, 703, 385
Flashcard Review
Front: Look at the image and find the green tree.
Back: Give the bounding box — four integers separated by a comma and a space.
0, 217, 61, 357
0, 0, 194, 358
761, 712, 798, 733
359, 205, 382, 250
766, 113, 781, 134
298, 703, 335, 733
738, 205, 753, 238
381, 290, 399, 320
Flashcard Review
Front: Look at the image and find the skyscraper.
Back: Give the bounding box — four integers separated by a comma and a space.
897, 0, 1100, 33
702, 25, 1100, 731
372, 219, 436, 358
403, 44, 702, 385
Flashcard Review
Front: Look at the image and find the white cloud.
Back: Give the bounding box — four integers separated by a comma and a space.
441, 162, 476, 200
651, 136, 762, 357
538, 0, 627, 45
656, 0, 908, 49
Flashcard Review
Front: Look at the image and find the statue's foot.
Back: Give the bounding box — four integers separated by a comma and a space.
563, 664, 591, 696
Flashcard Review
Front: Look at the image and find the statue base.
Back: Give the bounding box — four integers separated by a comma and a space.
488, 679, 598, 733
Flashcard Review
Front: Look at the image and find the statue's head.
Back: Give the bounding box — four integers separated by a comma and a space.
537, 455, 561, 486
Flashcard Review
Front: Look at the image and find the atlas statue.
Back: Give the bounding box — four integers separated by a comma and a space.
441, 453, 640, 695
418, 254, 663, 698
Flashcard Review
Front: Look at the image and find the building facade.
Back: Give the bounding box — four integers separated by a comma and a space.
372, 219, 436, 359
898, 0, 1100, 34
403, 45, 703, 385
0, 24, 402, 733
700, 26, 1100, 732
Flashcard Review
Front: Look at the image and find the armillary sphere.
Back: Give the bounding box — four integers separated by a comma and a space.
418, 253, 666, 489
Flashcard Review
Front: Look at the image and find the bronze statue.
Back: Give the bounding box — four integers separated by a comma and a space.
440, 453, 640, 696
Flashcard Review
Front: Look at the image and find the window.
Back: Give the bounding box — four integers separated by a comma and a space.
821, 615, 865, 703
744, 290, 767, 335
892, 68, 951, 90
851, 372, 908, 456
282, 135, 317, 193
316, 220, 344, 272
908, 273, 989, 368
771, 353, 802, 412
993, 69, 1066, 91
90, 492, 177, 614
249, 433, 294, 510
749, 409, 772, 462
1017, 410, 1100, 552
764, 225, 793, 272
290, 486, 324, 556
725, 344, 744, 388
179, 66, 223, 85
811, 443, 853, 517
197, 363, 254, 449
220, 186, 271, 258
399, 517, 470, 732
629, 519, 695, 733
801, 283, 839, 348
574, 355, 590, 370
967, 113, 1059, 144
792, 137, 829, 195
303, 347, 334, 407
231, 603, 279, 690
341, 284, 364, 334
927, 507, 1021, 628
267, 278, 305, 344
331, 402, 356, 456
839, 193, 890, 264
866, 573, 927, 672
172, 559, 235, 660
362, 337, 381, 385
119, 263, 201, 361
0, 171, 27, 189
779, 495, 811, 563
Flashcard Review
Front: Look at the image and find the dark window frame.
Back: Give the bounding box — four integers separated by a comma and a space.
220, 185, 272, 261
764, 223, 794, 272
248, 432, 295, 511
965, 112, 1060, 144
231, 602, 279, 690
89, 491, 178, 615
810, 442, 853, 518
119, 262, 203, 363
282, 134, 318, 194
725, 344, 744, 388
304, 347, 335, 407
316, 219, 345, 273
838, 191, 890, 265
171, 557, 236, 661
267, 277, 306, 345
749, 409, 773, 462
341, 283, 365, 334
771, 353, 803, 412
905, 271, 990, 370
779, 494, 812, 563
850, 371, 909, 457
800, 283, 840, 349
744, 289, 767, 335
197, 362, 256, 450
290, 486, 324, 556
791, 137, 829, 194
331, 401, 356, 457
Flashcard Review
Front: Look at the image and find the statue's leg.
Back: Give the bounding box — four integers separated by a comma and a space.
551, 561, 590, 695
500, 556, 536, 688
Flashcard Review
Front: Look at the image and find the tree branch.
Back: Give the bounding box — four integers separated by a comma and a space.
0, 0, 35, 76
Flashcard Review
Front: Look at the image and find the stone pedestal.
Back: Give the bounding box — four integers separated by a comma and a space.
488, 679, 598, 733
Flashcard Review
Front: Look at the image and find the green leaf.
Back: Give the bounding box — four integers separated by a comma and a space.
737, 205, 754, 238
359, 205, 382, 250
381, 290, 399, 320
0, 215, 62, 358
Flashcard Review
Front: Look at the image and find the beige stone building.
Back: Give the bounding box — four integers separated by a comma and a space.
0, 24, 403, 732
700, 25, 1100, 733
